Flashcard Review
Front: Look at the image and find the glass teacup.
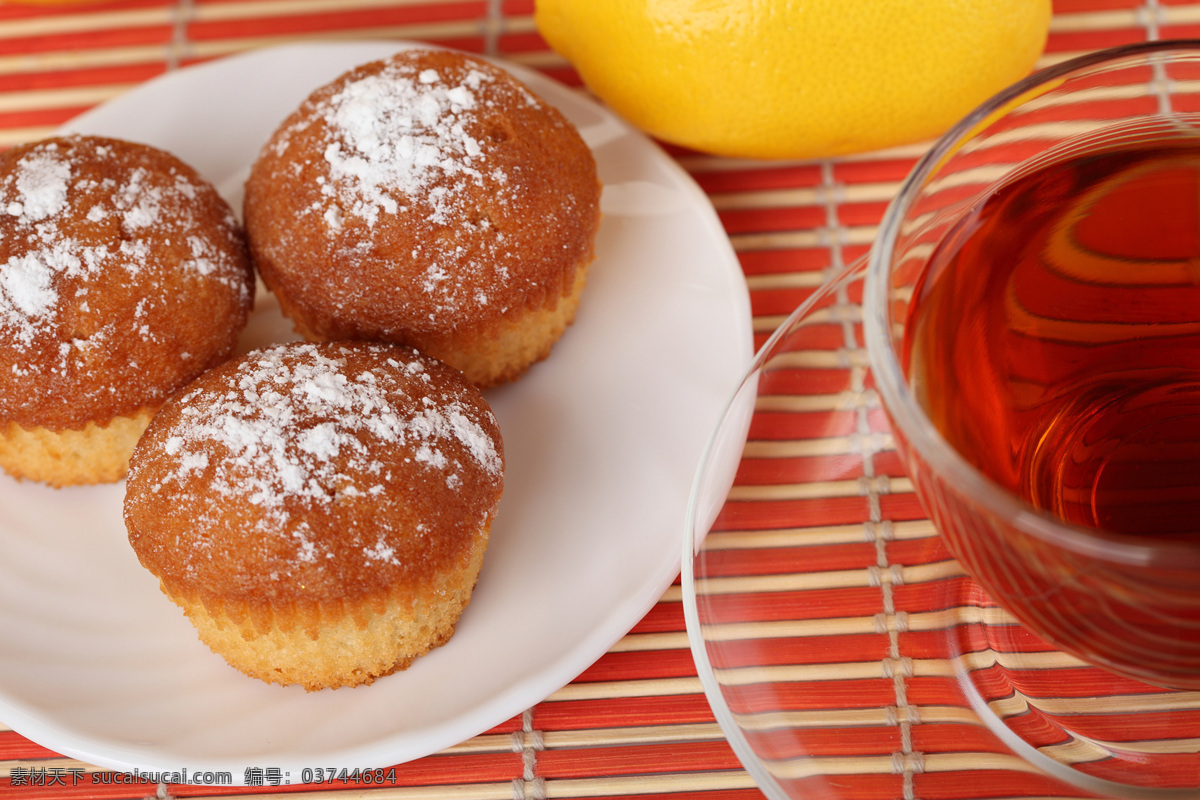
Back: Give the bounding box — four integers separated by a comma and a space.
864, 40, 1200, 692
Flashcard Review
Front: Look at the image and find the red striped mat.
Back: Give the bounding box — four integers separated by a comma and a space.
1, 1, 1197, 798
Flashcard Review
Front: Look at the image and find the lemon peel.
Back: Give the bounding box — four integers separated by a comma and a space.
536, 0, 1052, 160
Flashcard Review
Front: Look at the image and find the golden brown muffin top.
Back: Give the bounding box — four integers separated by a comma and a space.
124, 341, 505, 606
0, 135, 254, 429
243, 47, 601, 342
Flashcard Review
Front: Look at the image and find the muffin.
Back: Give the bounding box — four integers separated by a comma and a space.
123, 341, 505, 690
243, 47, 602, 387
0, 134, 254, 487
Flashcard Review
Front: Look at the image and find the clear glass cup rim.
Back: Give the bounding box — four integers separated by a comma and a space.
863, 38, 1200, 569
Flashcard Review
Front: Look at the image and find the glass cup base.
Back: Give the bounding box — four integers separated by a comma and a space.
950, 577, 1200, 797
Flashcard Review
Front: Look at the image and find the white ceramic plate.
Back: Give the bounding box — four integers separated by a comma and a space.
0, 42, 752, 782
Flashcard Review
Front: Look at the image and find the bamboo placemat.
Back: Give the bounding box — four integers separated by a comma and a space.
0, 1, 1194, 798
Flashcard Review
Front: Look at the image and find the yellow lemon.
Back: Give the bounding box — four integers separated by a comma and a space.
535, 0, 1051, 160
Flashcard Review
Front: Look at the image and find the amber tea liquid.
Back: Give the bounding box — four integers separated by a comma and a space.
903, 137, 1200, 542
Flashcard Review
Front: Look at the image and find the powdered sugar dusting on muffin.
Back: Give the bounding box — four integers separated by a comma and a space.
153, 343, 503, 547
320, 65, 490, 226
0, 137, 251, 355
261, 49, 562, 318
8, 149, 70, 222
0, 135, 255, 433
1, 147, 76, 343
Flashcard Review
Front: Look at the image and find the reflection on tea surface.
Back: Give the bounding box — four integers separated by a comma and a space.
905, 137, 1200, 542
